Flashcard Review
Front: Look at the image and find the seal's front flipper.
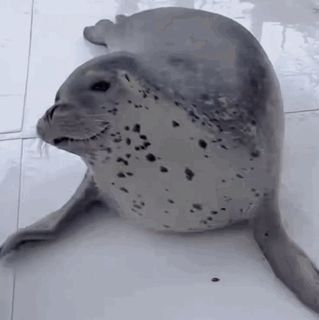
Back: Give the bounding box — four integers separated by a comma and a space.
0, 171, 105, 258
83, 19, 114, 47
253, 192, 319, 313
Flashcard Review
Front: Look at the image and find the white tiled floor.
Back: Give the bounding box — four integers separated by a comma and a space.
0, 0, 319, 319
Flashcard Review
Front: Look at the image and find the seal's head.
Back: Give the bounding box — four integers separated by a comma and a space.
36, 53, 139, 155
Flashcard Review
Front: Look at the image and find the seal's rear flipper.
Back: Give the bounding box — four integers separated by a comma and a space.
253, 193, 319, 313
83, 19, 114, 47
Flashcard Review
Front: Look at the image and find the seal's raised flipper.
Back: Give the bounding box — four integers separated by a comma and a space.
83, 19, 114, 47
0, 171, 104, 258
253, 192, 319, 313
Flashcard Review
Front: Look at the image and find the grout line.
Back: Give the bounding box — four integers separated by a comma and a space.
284, 108, 319, 115
0, 136, 38, 142
19, 0, 36, 133
10, 139, 25, 320
10, 1, 35, 319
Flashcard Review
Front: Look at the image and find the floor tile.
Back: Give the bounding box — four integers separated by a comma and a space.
34, 0, 117, 16
0, 95, 24, 134
0, 0, 32, 94
12, 136, 318, 319
0, 0, 33, 133
0, 140, 22, 320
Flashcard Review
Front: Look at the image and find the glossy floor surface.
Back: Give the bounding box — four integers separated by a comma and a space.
1, 0, 319, 319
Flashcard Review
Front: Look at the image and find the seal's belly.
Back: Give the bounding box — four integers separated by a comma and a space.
97, 154, 258, 232
91, 95, 265, 232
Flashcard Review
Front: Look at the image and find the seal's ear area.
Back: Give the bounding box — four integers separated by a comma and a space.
118, 70, 132, 84
105, 52, 139, 72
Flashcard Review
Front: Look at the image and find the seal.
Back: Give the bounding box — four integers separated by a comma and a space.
1, 7, 318, 314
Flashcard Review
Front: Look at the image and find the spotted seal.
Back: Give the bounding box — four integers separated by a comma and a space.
1, 7, 318, 314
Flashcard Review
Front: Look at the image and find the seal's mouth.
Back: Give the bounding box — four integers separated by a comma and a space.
53, 125, 109, 146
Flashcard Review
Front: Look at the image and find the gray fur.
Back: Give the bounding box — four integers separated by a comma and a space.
1, 7, 318, 314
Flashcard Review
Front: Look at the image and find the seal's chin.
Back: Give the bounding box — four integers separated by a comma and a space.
53, 125, 109, 146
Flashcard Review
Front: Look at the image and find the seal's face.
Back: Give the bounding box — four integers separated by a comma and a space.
36, 58, 129, 155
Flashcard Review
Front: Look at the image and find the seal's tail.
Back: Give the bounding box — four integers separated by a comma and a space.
252, 194, 319, 313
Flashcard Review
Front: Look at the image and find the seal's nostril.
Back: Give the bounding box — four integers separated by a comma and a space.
46, 105, 58, 121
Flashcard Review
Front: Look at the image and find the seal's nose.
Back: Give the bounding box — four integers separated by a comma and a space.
36, 118, 45, 138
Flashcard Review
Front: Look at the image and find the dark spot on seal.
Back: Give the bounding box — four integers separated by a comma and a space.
106, 147, 112, 153
124, 74, 130, 82
140, 135, 147, 140
198, 139, 207, 149
146, 153, 156, 162
207, 217, 213, 221
126, 138, 131, 146
124, 126, 130, 131
126, 172, 134, 176
172, 120, 180, 127
120, 187, 129, 193
188, 110, 199, 120
193, 203, 202, 210
220, 144, 228, 150
113, 137, 122, 143
185, 167, 194, 181
117, 172, 126, 178
211, 211, 218, 215
160, 166, 168, 173
127, 100, 132, 104
174, 101, 181, 106
250, 150, 260, 158
168, 199, 174, 204
264, 232, 269, 237
133, 124, 141, 133
211, 277, 220, 282
154, 95, 159, 100
125, 153, 131, 158
117, 157, 129, 166
163, 225, 171, 229
236, 174, 244, 179
221, 208, 226, 211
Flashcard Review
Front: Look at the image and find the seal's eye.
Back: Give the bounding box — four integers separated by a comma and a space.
91, 81, 111, 92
